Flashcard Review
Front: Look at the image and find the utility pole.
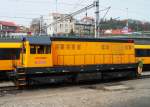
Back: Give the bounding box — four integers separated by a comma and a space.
40, 15, 43, 36
95, 0, 99, 38
126, 8, 129, 30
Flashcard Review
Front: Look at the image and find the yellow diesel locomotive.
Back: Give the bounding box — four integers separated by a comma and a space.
0, 36, 137, 87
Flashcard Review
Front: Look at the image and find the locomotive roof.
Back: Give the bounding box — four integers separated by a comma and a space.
105, 36, 150, 45
0, 36, 134, 44
25, 36, 51, 45
0, 37, 22, 42
0, 36, 51, 45
50, 36, 133, 43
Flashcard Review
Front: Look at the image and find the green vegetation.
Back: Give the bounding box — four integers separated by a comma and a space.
100, 18, 150, 32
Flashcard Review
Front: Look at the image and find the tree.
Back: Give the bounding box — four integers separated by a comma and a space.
69, 29, 75, 36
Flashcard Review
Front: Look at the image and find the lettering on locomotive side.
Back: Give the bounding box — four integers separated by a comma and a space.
34, 57, 47, 64
35, 57, 47, 59
35, 61, 46, 64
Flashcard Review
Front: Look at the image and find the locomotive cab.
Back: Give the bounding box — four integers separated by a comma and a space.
22, 37, 53, 68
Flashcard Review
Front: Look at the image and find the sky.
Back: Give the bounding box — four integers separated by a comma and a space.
0, 0, 149, 27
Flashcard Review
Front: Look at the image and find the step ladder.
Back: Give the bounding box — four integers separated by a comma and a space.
16, 67, 27, 88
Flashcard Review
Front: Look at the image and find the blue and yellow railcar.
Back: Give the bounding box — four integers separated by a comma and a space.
0, 38, 22, 79
134, 37, 150, 71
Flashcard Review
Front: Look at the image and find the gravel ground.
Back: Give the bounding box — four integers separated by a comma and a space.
0, 78, 150, 107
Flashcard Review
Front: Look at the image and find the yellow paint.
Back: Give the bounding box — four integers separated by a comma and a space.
0, 42, 22, 71
23, 41, 53, 68
52, 41, 135, 66
0, 40, 136, 71
24, 54, 53, 67
135, 45, 150, 49
0, 60, 20, 71
135, 44, 150, 64
0, 43, 22, 48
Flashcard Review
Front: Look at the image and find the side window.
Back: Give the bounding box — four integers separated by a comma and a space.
0, 48, 20, 60
30, 45, 36, 54
45, 46, 51, 54
38, 45, 44, 54
135, 49, 150, 57
30, 45, 51, 54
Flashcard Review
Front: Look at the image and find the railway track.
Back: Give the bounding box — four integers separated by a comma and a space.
0, 82, 20, 97
0, 73, 149, 97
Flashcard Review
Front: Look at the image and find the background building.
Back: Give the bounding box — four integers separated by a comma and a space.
46, 13, 75, 36
74, 16, 95, 36
46, 13, 95, 36
0, 21, 19, 36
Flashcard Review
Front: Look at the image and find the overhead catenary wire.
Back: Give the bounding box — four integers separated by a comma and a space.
72, 0, 90, 11
46, 2, 96, 29
101, 6, 111, 20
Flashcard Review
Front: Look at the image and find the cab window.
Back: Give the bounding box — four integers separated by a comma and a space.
30, 45, 36, 54
45, 46, 51, 54
38, 45, 44, 54
30, 45, 50, 54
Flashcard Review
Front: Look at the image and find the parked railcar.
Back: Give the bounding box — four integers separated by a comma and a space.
134, 37, 150, 71
109, 36, 150, 71
0, 38, 22, 79
12, 36, 137, 88
111, 36, 150, 71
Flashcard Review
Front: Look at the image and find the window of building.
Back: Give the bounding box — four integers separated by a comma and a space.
65, 29, 68, 32
65, 24, 68, 27
60, 24, 62, 29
